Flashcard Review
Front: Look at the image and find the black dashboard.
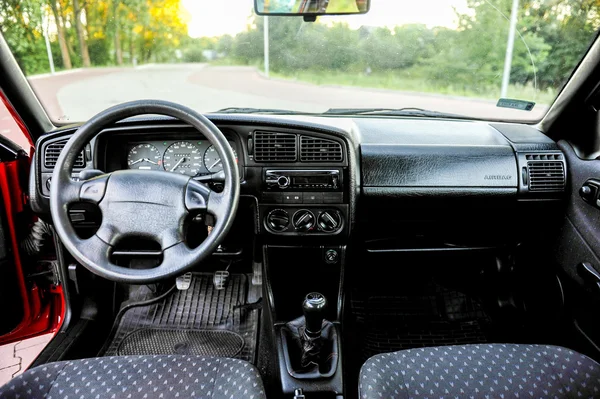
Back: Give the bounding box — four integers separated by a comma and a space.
30, 114, 566, 247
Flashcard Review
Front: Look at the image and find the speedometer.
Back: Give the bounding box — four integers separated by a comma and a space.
162, 141, 202, 176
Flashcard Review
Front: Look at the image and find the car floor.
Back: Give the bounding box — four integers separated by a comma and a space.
0, 333, 54, 386
99, 272, 262, 362
341, 248, 576, 399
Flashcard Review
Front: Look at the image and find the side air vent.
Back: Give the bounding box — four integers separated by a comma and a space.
300, 136, 343, 162
254, 131, 297, 162
44, 140, 85, 168
526, 154, 563, 161
527, 159, 565, 192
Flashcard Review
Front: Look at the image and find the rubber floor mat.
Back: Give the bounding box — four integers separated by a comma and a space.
351, 283, 490, 362
102, 273, 259, 362
117, 329, 244, 357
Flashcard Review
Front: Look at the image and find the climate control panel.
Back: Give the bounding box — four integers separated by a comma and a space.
262, 206, 346, 235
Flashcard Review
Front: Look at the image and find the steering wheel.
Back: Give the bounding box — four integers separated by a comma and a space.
49, 100, 240, 284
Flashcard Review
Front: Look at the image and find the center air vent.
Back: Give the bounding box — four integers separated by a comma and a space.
300, 136, 343, 162
254, 131, 297, 162
526, 153, 565, 192
44, 140, 85, 168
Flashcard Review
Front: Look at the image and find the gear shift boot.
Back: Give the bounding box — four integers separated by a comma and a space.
280, 316, 339, 379
279, 292, 339, 379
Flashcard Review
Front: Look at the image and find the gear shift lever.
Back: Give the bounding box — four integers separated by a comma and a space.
281, 292, 338, 376
302, 292, 327, 336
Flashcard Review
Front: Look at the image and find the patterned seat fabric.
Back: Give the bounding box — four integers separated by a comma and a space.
359, 344, 600, 399
0, 355, 266, 399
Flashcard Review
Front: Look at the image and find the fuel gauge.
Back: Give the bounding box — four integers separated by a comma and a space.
203, 144, 238, 173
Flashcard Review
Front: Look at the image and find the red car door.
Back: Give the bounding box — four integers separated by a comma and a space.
0, 91, 64, 346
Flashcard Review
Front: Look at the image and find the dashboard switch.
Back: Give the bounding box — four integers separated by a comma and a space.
580, 179, 600, 206
283, 193, 302, 204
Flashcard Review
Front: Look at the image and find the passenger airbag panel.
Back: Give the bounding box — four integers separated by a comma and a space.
361, 144, 517, 188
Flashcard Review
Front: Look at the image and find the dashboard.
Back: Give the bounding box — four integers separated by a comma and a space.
30, 114, 566, 246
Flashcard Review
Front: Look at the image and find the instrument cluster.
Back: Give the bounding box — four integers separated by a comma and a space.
126, 139, 238, 177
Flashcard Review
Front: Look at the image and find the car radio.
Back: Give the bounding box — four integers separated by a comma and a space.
264, 169, 341, 191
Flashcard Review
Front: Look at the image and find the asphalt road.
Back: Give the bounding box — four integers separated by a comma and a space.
25, 63, 546, 123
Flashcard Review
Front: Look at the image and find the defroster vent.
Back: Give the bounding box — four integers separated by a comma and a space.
254, 131, 297, 162
300, 136, 343, 162
44, 140, 85, 168
527, 160, 565, 192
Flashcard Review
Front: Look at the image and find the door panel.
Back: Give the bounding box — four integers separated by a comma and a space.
557, 140, 600, 354
0, 182, 24, 334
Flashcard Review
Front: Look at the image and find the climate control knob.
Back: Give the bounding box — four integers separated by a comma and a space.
292, 210, 316, 232
266, 209, 290, 232
317, 210, 342, 233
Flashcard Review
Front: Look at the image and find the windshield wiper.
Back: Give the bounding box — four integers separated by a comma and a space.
215, 107, 314, 115
323, 107, 468, 119
215, 107, 470, 119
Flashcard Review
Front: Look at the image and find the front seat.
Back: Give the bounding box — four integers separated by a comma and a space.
360, 344, 600, 398
0, 355, 266, 399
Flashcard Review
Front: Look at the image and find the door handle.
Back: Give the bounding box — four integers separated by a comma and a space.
577, 262, 600, 291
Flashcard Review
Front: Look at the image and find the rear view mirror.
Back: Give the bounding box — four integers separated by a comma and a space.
255, 0, 370, 16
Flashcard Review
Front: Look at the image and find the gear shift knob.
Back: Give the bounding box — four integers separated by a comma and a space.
302, 292, 327, 336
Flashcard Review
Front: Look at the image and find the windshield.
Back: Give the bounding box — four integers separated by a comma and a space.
1, 0, 597, 122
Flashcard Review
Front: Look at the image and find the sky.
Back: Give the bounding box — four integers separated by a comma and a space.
181, 0, 469, 38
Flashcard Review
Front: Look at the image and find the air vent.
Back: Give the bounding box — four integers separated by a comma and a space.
44, 140, 85, 168
300, 136, 343, 162
527, 161, 565, 192
526, 153, 563, 161
254, 131, 297, 162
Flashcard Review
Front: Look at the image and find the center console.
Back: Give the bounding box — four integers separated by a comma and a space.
259, 168, 349, 237
251, 130, 352, 398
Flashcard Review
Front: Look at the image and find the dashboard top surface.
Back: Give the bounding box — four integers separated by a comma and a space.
32, 114, 560, 202
44, 113, 550, 148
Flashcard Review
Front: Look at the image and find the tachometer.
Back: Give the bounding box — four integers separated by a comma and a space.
162, 141, 202, 176
127, 144, 162, 170
203, 144, 238, 173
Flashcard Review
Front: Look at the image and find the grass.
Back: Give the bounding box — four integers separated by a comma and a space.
268, 68, 557, 105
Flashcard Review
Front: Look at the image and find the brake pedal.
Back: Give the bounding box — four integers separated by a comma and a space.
176, 272, 193, 290
213, 270, 230, 290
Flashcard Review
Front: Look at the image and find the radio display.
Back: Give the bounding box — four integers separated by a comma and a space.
292, 176, 329, 185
